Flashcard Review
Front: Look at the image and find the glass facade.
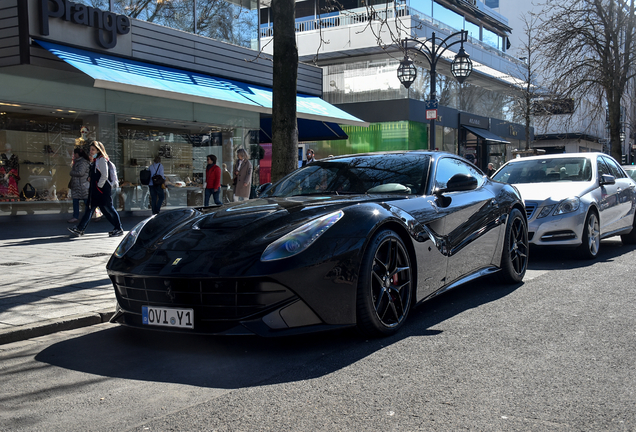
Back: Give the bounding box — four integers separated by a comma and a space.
0, 105, 261, 216
310, 121, 430, 158
322, 60, 518, 122
74, 0, 259, 49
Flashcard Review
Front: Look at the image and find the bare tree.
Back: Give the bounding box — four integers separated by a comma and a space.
270, 0, 299, 182
512, 12, 543, 151
537, 0, 636, 161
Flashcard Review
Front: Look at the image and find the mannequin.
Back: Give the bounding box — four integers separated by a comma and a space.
0, 143, 19, 198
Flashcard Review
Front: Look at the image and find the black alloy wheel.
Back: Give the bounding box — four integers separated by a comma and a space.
496, 208, 529, 284
356, 229, 413, 337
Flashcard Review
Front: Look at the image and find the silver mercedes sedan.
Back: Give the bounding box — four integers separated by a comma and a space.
493, 152, 636, 259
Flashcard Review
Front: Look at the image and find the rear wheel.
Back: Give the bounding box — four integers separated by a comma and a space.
496, 208, 529, 284
620, 214, 636, 245
578, 211, 600, 259
356, 230, 413, 338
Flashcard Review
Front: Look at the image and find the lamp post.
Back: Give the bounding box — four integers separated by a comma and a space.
397, 30, 473, 150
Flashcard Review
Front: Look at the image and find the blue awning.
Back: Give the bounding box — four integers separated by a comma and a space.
35, 40, 368, 126
259, 117, 348, 142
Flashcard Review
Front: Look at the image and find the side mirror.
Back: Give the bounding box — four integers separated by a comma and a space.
436, 174, 478, 195
599, 174, 616, 186
256, 182, 272, 197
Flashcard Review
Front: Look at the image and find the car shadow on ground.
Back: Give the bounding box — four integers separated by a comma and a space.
527, 239, 636, 271
33, 276, 522, 390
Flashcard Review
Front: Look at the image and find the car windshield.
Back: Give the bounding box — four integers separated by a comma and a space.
492, 157, 593, 184
264, 154, 430, 197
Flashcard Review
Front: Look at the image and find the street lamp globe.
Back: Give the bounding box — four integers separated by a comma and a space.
451, 46, 472, 84
397, 56, 417, 89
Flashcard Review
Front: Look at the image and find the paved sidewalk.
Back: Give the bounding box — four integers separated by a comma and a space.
0, 214, 150, 345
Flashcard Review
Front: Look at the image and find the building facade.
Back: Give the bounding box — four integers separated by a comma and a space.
260, 0, 533, 172
0, 0, 363, 217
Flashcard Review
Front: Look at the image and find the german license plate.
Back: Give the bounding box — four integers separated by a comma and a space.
142, 306, 194, 329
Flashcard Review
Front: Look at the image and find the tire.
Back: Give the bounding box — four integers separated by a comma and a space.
356, 229, 413, 337
620, 214, 636, 245
495, 208, 529, 284
578, 211, 600, 259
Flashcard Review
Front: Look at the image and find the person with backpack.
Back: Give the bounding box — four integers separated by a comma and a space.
149, 156, 165, 215
68, 141, 123, 237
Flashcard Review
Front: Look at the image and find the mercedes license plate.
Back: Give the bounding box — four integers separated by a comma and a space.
142, 306, 194, 329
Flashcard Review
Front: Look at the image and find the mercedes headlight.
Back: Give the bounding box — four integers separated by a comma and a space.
553, 197, 580, 216
536, 205, 555, 219
261, 210, 344, 262
114, 215, 155, 258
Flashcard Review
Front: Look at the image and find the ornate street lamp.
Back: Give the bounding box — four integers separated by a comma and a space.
397, 31, 473, 149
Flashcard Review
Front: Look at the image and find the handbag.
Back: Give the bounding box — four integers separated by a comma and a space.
150, 163, 165, 186
152, 174, 165, 186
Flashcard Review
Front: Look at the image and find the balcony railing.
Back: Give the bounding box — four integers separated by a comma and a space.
260, 4, 522, 64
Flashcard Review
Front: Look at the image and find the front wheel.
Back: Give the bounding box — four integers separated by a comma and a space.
495, 208, 529, 284
578, 211, 600, 259
356, 230, 413, 338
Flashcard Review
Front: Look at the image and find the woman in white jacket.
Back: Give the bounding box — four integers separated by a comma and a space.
68, 141, 123, 237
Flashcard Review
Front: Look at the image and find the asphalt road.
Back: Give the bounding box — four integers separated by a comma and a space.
1, 239, 635, 432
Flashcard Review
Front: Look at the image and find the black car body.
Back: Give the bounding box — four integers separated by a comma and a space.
107, 151, 528, 337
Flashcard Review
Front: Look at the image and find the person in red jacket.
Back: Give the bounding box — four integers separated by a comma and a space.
204, 154, 222, 206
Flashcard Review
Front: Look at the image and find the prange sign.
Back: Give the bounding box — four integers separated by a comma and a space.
40, 0, 131, 49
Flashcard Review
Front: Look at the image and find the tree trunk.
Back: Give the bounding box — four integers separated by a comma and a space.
270, 0, 299, 183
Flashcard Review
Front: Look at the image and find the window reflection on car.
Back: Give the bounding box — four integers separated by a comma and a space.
492, 157, 593, 184
264, 154, 430, 197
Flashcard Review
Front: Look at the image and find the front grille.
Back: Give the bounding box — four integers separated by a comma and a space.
525, 202, 537, 219
112, 275, 293, 321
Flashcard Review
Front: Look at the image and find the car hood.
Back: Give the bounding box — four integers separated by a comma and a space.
140, 194, 407, 252
512, 182, 595, 203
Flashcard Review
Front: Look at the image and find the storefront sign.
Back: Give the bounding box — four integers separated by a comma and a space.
39, 0, 131, 49
459, 113, 488, 129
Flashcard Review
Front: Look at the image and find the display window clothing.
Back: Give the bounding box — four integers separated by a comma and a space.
233, 158, 253, 199
69, 157, 90, 201
0, 152, 20, 198
77, 156, 122, 232
148, 162, 164, 186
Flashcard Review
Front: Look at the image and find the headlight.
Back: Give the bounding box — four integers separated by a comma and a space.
260, 210, 344, 262
537, 205, 555, 219
114, 215, 155, 258
553, 197, 580, 216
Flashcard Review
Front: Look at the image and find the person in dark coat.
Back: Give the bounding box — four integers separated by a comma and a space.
68, 141, 123, 237
68, 147, 90, 223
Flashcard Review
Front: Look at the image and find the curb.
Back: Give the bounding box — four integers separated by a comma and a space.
0, 310, 115, 346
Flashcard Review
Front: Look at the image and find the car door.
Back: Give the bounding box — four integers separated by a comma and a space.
431, 156, 501, 286
602, 156, 636, 232
596, 156, 624, 233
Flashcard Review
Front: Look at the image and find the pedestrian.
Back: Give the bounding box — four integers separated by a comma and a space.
67, 147, 90, 223
487, 163, 495, 177
221, 162, 233, 203
233, 148, 252, 202
149, 156, 165, 215
302, 149, 316, 167
204, 154, 222, 206
68, 141, 124, 237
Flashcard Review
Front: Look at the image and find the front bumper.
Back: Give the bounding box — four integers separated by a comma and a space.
525, 202, 586, 247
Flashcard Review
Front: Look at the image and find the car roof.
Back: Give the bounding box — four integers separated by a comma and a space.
505, 152, 606, 164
